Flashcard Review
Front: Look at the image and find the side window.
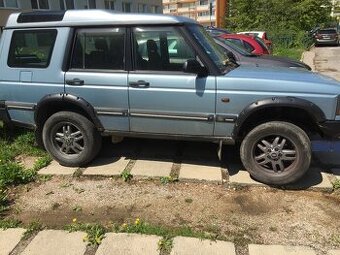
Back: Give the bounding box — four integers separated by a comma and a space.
227, 38, 244, 49
8, 29, 57, 68
243, 41, 255, 53
70, 28, 125, 70
133, 26, 195, 72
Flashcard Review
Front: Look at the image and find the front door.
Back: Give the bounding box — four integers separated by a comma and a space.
128, 26, 216, 136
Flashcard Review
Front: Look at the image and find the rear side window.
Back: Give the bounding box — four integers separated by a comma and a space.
8, 29, 57, 68
70, 28, 125, 70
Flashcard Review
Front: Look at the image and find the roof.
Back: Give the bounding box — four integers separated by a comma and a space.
5, 10, 197, 29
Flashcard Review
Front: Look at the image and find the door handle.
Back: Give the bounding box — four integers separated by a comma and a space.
66, 78, 85, 86
129, 80, 150, 88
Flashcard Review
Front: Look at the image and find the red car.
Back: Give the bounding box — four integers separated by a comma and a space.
218, 34, 271, 55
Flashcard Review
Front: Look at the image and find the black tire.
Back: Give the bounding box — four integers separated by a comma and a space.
240, 121, 311, 185
42, 111, 102, 167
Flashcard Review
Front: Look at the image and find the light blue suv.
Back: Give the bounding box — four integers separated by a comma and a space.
0, 10, 339, 185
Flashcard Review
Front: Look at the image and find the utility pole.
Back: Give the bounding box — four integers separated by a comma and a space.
210, 1, 213, 26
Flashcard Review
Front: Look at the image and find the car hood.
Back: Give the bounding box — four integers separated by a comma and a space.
224, 65, 340, 94
257, 55, 311, 70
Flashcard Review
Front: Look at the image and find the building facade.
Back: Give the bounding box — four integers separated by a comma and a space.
162, 0, 227, 27
0, 0, 163, 27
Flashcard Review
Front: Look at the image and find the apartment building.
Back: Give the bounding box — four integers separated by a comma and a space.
0, 0, 163, 27
163, 0, 227, 27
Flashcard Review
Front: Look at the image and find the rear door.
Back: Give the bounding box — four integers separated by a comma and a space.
65, 27, 129, 132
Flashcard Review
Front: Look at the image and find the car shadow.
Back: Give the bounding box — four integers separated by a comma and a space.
94, 137, 338, 190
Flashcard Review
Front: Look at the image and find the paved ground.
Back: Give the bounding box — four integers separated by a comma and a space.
1, 229, 339, 255
38, 139, 338, 190
302, 45, 340, 81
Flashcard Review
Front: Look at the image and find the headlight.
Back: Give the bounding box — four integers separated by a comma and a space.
337, 96, 340, 116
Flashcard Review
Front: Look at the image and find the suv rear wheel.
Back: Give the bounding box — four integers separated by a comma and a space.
240, 121, 311, 185
42, 111, 102, 167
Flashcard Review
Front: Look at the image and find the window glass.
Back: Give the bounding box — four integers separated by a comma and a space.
60, 0, 74, 9
31, 0, 49, 9
104, 0, 114, 9
70, 28, 125, 70
133, 27, 196, 72
3, 0, 18, 8
8, 30, 57, 68
38, 0, 49, 9
243, 41, 255, 53
122, 2, 131, 12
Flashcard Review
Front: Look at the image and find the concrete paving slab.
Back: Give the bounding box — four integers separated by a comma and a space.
179, 162, 222, 183
131, 159, 173, 178
83, 157, 130, 176
21, 230, 87, 255
229, 167, 333, 190
38, 161, 77, 175
249, 244, 316, 255
171, 236, 236, 255
228, 170, 261, 186
0, 228, 25, 255
95, 233, 161, 255
329, 250, 340, 255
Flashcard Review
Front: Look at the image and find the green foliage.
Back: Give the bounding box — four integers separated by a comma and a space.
227, 0, 333, 32
0, 186, 9, 213
0, 163, 35, 187
120, 169, 133, 182
160, 176, 178, 185
65, 222, 106, 246
158, 236, 173, 254
227, 0, 335, 50
333, 179, 340, 190
23, 221, 44, 239
0, 218, 21, 229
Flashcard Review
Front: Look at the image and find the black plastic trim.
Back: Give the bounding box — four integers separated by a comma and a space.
17, 11, 66, 23
35, 93, 103, 130
318, 121, 340, 139
103, 130, 235, 144
233, 97, 326, 137
0, 101, 11, 123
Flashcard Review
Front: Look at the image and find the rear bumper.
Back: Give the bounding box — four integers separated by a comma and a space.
315, 39, 338, 45
318, 121, 340, 140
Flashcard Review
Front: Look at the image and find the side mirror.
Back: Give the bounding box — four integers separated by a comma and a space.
226, 51, 237, 63
183, 59, 208, 77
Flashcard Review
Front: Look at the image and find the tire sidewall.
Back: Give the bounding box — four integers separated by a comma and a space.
42, 111, 100, 167
240, 121, 311, 185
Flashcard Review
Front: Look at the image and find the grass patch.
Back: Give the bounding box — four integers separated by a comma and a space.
0, 126, 51, 214
332, 179, 340, 190
120, 169, 133, 182
23, 221, 44, 240
65, 221, 106, 246
113, 219, 217, 241
0, 218, 21, 229
273, 47, 305, 61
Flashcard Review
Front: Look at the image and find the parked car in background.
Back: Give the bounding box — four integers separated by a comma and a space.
214, 37, 311, 70
314, 28, 339, 46
205, 26, 232, 36
238, 31, 272, 50
217, 33, 271, 55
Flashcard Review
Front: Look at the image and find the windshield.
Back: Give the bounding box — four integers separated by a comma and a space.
188, 25, 233, 72
214, 37, 253, 56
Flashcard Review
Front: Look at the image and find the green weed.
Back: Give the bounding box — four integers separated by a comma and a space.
23, 221, 43, 240
121, 169, 133, 182
332, 179, 340, 190
65, 222, 106, 246
160, 176, 178, 185
0, 218, 21, 229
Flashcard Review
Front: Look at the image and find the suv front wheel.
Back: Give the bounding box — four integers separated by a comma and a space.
42, 111, 102, 167
240, 121, 311, 185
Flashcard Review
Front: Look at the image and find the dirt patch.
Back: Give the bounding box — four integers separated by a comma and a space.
4, 177, 340, 254
15, 155, 38, 169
